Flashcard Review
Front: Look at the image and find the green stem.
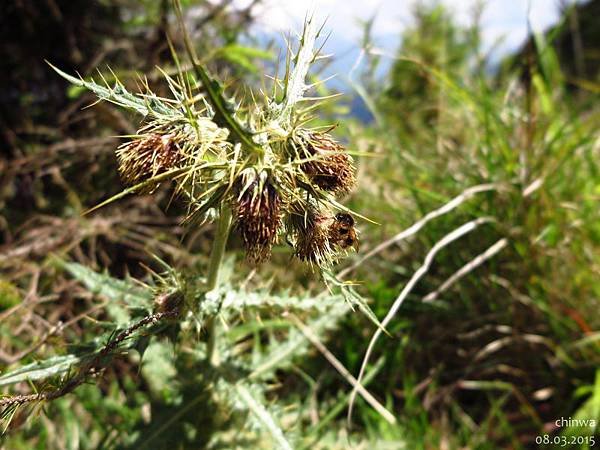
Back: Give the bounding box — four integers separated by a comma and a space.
205, 207, 232, 366
173, 0, 261, 154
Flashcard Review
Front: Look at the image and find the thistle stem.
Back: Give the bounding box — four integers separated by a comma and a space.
205, 206, 232, 366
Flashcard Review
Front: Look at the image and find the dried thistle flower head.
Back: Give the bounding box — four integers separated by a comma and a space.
288, 204, 359, 267
153, 290, 184, 316
234, 169, 282, 263
290, 209, 331, 265
116, 133, 183, 191
294, 130, 356, 195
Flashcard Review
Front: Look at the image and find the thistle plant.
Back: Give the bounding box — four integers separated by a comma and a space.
49, 15, 360, 269
0, 4, 385, 447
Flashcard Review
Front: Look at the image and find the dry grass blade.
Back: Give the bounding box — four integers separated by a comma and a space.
347, 216, 495, 424
338, 183, 501, 279
423, 238, 509, 303
289, 314, 396, 425
473, 334, 555, 361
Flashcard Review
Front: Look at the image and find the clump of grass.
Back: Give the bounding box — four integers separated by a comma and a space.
339, 3, 600, 447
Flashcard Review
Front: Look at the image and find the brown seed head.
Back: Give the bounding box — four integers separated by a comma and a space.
153, 290, 184, 315
295, 131, 356, 195
234, 170, 282, 263
116, 133, 183, 191
292, 212, 332, 265
289, 206, 359, 267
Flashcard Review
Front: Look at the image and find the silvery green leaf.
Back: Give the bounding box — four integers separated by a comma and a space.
232, 383, 293, 450
58, 261, 152, 326
0, 355, 81, 387
249, 301, 349, 380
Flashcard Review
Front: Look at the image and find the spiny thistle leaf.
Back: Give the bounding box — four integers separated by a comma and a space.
0, 311, 177, 410
323, 270, 386, 334
272, 16, 323, 127
0, 355, 82, 388
249, 301, 349, 380
231, 383, 294, 450
58, 260, 154, 325
58, 261, 152, 307
217, 286, 342, 313
47, 62, 175, 118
